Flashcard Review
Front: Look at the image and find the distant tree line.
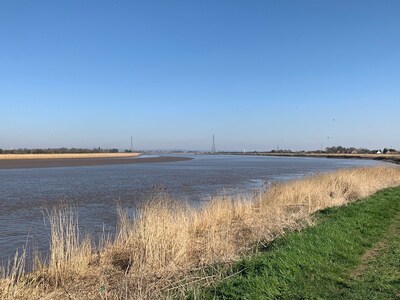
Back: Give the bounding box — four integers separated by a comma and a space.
263, 146, 398, 155
270, 149, 293, 153
382, 148, 398, 154
0, 148, 119, 154
324, 146, 398, 154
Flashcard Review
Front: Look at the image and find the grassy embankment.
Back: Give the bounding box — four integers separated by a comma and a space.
194, 186, 400, 299
1, 167, 400, 299
0, 153, 140, 160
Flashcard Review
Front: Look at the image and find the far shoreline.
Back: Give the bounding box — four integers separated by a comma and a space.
214, 152, 400, 165
0, 152, 141, 160
0, 155, 193, 169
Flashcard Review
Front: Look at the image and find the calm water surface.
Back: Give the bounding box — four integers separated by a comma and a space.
0, 155, 387, 262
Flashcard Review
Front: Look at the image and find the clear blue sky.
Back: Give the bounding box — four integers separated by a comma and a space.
1, 1, 399, 151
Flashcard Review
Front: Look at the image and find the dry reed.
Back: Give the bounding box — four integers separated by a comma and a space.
1, 166, 400, 299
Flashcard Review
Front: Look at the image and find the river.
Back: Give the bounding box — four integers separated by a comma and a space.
0, 154, 388, 263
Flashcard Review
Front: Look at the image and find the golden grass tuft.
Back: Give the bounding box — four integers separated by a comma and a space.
0, 247, 27, 299
1, 166, 400, 299
45, 205, 93, 285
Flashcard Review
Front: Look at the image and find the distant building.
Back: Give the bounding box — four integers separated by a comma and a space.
377, 150, 382, 154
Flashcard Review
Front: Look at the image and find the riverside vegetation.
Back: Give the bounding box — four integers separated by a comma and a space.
194, 186, 400, 299
1, 167, 400, 299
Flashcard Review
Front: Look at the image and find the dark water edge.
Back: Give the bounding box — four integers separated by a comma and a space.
0, 154, 391, 266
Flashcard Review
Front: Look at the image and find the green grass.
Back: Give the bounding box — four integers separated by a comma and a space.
190, 187, 400, 299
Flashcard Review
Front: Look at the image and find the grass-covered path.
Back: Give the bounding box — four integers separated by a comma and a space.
194, 187, 400, 299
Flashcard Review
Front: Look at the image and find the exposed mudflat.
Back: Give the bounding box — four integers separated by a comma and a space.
0, 155, 193, 169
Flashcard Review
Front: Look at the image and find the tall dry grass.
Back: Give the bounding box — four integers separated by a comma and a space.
1, 166, 400, 299
0, 247, 27, 299
45, 205, 93, 285
0, 153, 140, 160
